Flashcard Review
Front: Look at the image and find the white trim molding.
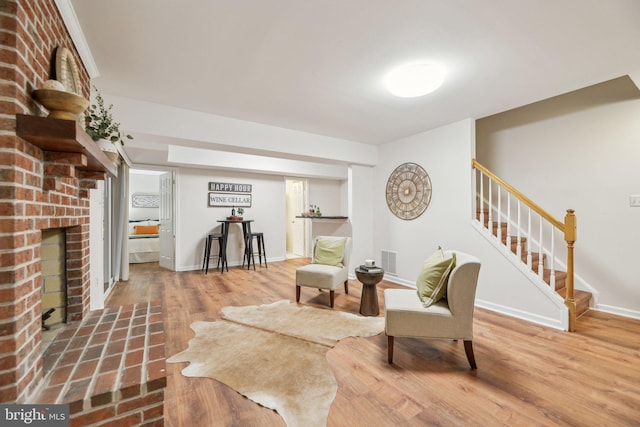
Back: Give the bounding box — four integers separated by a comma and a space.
593, 305, 640, 321
55, 0, 100, 78
475, 299, 567, 331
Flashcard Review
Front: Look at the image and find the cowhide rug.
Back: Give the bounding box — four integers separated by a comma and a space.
167, 300, 384, 427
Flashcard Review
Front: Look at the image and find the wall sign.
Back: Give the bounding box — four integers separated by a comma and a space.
209, 182, 252, 193
208, 192, 252, 208
132, 193, 160, 208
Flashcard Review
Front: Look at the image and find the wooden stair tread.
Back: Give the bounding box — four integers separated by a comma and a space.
556, 288, 592, 317
521, 251, 544, 262
542, 269, 567, 290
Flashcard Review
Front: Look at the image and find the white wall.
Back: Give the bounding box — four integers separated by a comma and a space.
375, 119, 565, 328
89, 181, 104, 310
349, 165, 375, 272
307, 178, 346, 216
129, 173, 160, 221
476, 76, 640, 318
176, 168, 344, 271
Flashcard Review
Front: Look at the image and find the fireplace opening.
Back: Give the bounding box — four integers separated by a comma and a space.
41, 228, 67, 348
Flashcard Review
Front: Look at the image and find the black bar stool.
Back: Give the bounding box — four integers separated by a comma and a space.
244, 232, 267, 269
202, 231, 227, 274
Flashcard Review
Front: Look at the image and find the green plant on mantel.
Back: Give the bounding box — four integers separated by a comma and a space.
84, 86, 133, 145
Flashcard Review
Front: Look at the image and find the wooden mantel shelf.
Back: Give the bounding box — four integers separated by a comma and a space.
16, 114, 117, 177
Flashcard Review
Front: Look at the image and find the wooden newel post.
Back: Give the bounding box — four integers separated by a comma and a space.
564, 209, 577, 331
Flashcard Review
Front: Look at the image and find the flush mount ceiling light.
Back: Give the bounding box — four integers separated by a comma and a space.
384, 61, 445, 98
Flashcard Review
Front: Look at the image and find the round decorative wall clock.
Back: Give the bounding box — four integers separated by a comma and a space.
385, 162, 432, 220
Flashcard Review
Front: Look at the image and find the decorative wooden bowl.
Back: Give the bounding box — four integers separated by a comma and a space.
226, 216, 243, 221
33, 89, 89, 120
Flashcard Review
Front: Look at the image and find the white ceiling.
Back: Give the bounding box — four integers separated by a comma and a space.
70, 0, 640, 145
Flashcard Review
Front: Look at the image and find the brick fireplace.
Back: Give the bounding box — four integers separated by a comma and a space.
1, 4, 165, 425
0, 0, 94, 403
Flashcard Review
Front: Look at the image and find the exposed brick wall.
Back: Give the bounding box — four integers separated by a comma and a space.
0, 0, 93, 403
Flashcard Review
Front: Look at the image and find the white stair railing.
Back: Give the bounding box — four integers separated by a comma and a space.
472, 159, 578, 331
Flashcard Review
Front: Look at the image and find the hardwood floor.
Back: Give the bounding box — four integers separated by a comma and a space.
107, 260, 640, 426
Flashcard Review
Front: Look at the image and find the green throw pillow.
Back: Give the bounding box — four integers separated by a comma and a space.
312, 238, 346, 267
416, 247, 456, 307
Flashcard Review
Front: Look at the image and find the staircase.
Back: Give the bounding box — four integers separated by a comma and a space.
472, 159, 593, 330
477, 209, 592, 318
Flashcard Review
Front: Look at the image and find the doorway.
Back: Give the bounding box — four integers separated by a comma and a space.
285, 179, 308, 259
129, 168, 176, 270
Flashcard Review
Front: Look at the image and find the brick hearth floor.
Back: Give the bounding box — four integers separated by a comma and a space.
30, 301, 166, 427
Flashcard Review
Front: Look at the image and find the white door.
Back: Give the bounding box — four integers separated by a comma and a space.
158, 172, 175, 270
286, 179, 307, 257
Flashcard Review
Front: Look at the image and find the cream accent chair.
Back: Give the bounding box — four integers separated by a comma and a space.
384, 250, 481, 369
296, 236, 352, 308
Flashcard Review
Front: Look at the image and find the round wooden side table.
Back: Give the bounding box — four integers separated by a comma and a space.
355, 267, 384, 316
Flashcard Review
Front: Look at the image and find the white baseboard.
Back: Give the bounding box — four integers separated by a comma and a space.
592, 304, 640, 320
178, 264, 199, 272
178, 256, 285, 272
475, 299, 567, 331
379, 274, 415, 288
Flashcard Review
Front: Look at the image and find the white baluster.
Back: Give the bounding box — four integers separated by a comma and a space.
497, 185, 502, 242
550, 227, 556, 289
479, 171, 485, 226
538, 216, 544, 279
516, 200, 522, 258
506, 192, 511, 246
488, 178, 493, 236
527, 207, 532, 269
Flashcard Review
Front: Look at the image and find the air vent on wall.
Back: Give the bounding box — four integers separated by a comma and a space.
381, 250, 397, 275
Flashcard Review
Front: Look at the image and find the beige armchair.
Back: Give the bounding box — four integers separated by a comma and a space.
384, 250, 481, 369
296, 236, 352, 308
